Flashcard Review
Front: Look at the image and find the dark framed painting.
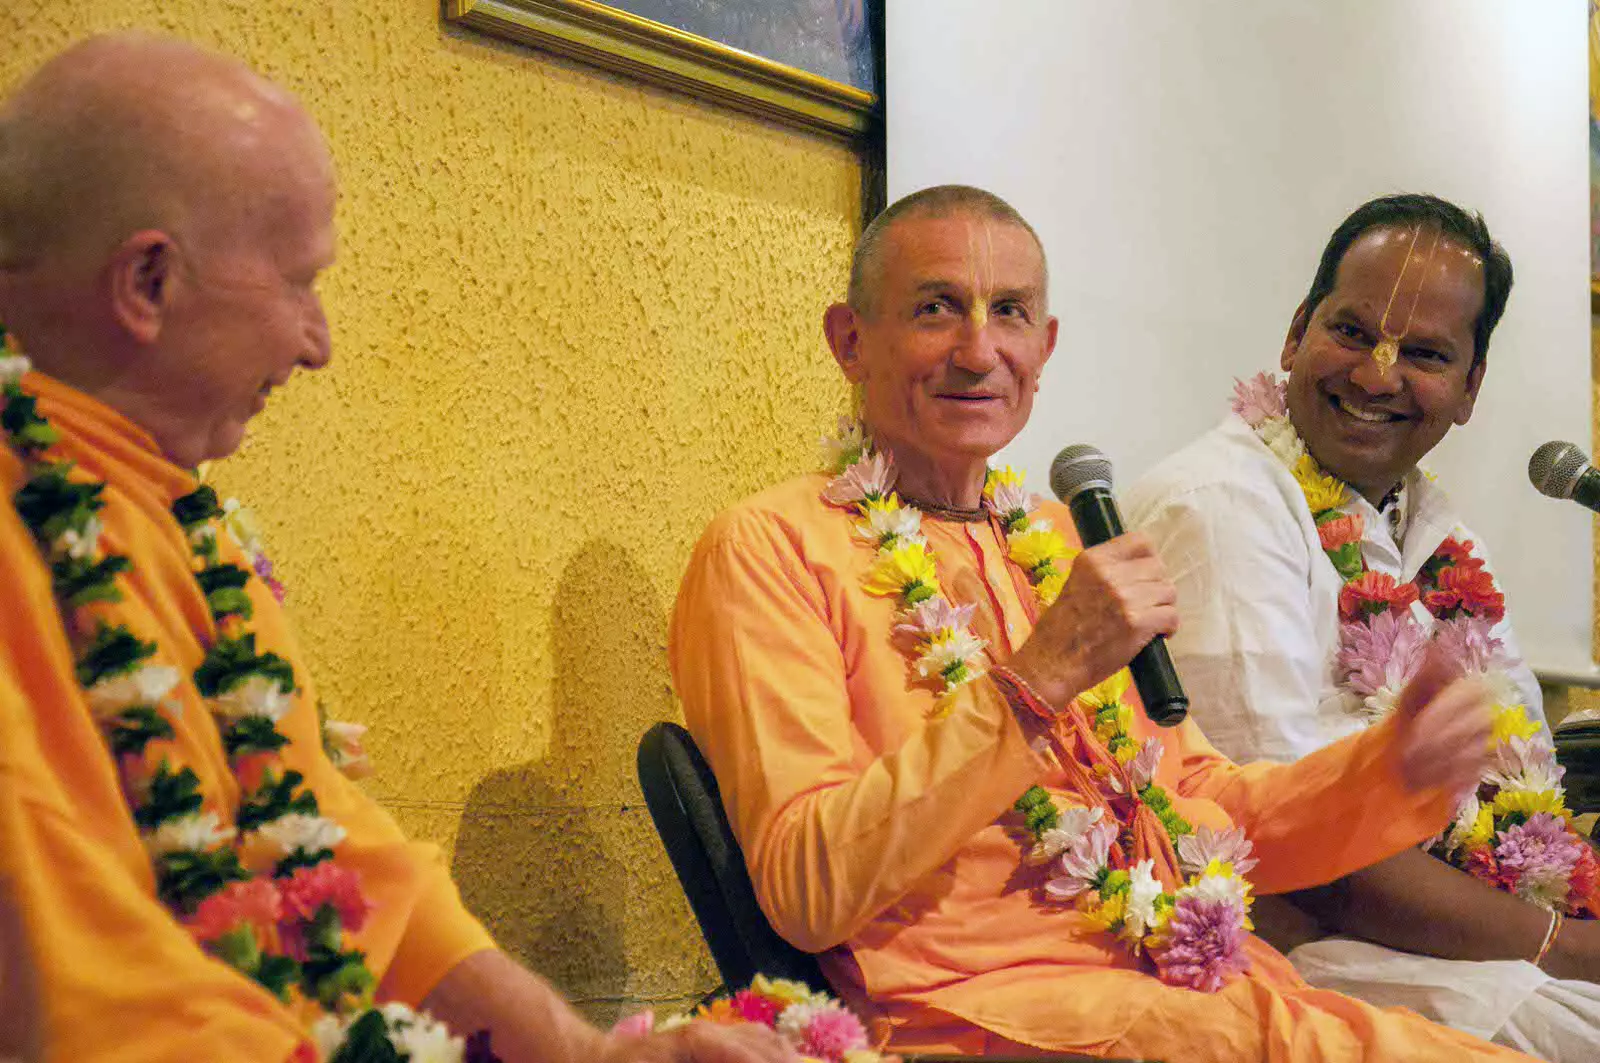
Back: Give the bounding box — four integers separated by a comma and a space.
445, 0, 881, 140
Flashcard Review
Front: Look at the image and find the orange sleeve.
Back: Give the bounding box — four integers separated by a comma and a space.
0, 518, 306, 1061
1166, 711, 1455, 895
668, 512, 1051, 954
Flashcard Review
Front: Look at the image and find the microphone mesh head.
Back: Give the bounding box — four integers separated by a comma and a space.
1050, 444, 1114, 502
1528, 441, 1590, 500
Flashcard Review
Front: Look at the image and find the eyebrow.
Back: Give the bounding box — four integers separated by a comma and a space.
911, 278, 1042, 301
1326, 305, 1461, 354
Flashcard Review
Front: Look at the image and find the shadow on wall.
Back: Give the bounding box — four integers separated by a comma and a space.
451, 538, 712, 1024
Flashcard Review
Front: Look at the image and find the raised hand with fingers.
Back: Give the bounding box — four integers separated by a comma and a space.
1007, 531, 1178, 709
1389, 645, 1493, 795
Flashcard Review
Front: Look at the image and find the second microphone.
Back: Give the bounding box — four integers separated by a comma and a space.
1049, 444, 1189, 727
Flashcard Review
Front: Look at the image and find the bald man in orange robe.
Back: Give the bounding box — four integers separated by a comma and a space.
0, 33, 791, 1063
670, 185, 1537, 1062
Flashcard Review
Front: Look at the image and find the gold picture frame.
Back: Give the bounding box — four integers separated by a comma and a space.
445, 0, 879, 140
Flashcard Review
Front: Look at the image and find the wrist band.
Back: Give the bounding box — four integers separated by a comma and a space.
990, 665, 1057, 722
1533, 910, 1564, 969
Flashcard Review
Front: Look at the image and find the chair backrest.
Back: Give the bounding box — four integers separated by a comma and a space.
637, 721, 829, 993
1555, 721, 1600, 821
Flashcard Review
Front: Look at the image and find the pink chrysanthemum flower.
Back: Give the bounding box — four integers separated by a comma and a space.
1428, 615, 1509, 678
1125, 738, 1163, 793
1176, 825, 1259, 878
1495, 813, 1586, 910
1335, 609, 1429, 710
1045, 819, 1118, 900
730, 989, 782, 1028
251, 553, 286, 603
1151, 892, 1251, 992
188, 878, 282, 944
280, 862, 372, 931
894, 597, 977, 640
1230, 371, 1286, 427
1486, 735, 1564, 795
776, 1001, 869, 1062
822, 451, 896, 507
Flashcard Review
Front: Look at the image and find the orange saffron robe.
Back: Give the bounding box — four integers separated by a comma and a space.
0, 374, 495, 1060
669, 474, 1534, 1063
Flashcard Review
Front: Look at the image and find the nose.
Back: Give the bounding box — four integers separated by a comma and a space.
301, 299, 332, 370
1346, 347, 1401, 396
949, 313, 1002, 376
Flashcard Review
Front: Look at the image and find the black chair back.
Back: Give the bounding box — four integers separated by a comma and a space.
637, 721, 830, 993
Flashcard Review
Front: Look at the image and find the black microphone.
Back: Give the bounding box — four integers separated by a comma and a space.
1529, 441, 1600, 514
1049, 444, 1188, 727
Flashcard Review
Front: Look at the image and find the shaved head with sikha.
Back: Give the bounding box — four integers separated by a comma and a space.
0, 32, 337, 467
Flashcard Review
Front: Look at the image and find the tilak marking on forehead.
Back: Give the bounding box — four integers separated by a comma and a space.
965, 219, 994, 330
1372, 224, 1445, 375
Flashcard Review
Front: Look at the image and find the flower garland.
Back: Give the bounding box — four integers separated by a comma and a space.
820, 421, 1255, 991
612, 976, 882, 1063
0, 339, 480, 1062
1234, 371, 1600, 918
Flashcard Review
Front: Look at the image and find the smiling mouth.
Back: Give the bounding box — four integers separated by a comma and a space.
1331, 395, 1404, 424
937, 393, 999, 402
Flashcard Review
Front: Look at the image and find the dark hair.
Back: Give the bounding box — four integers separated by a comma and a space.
847, 184, 1046, 314
1303, 193, 1512, 368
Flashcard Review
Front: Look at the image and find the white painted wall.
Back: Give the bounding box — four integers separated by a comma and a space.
888, 0, 1594, 679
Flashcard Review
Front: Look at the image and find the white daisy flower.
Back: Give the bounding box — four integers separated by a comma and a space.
53, 515, 103, 561
990, 480, 1035, 519
1122, 859, 1165, 941
85, 664, 181, 719
380, 1004, 465, 1063
853, 503, 922, 546
211, 674, 294, 723
143, 811, 236, 857
256, 813, 346, 857
0, 355, 30, 388
1029, 804, 1105, 865
914, 628, 986, 680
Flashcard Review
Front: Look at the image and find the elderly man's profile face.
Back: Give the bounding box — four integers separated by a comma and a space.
159, 132, 337, 464
834, 211, 1056, 472
1280, 224, 1485, 502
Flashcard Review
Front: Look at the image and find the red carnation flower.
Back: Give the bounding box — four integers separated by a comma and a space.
1435, 537, 1476, 565
1566, 842, 1600, 918
729, 989, 782, 1027
188, 878, 282, 944
1317, 513, 1364, 552
280, 861, 371, 931
1338, 571, 1419, 622
1425, 564, 1505, 622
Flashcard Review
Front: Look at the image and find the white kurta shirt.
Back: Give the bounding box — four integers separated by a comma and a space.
1125, 415, 1574, 1049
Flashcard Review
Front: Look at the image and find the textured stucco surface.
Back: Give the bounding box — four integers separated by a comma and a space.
1, 0, 858, 1022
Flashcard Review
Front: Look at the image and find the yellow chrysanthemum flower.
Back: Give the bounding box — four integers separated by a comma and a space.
1462, 806, 1496, 851
984, 465, 1026, 501
749, 974, 817, 1008
1008, 524, 1071, 574
1082, 890, 1127, 932
1491, 789, 1568, 820
1490, 704, 1541, 745
1291, 454, 1349, 513
1078, 670, 1131, 711
1114, 742, 1139, 765
862, 541, 940, 601
1035, 565, 1068, 607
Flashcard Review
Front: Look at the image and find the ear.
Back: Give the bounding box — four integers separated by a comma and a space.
1041, 314, 1059, 371
107, 230, 176, 345
823, 302, 867, 383
1280, 299, 1311, 372
1455, 357, 1486, 426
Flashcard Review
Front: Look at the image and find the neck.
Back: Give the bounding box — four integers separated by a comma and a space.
874, 435, 989, 511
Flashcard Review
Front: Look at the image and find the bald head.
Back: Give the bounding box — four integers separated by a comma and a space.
0, 31, 331, 272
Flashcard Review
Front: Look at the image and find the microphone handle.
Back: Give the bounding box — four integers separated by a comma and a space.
1574, 467, 1600, 515
1065, 489, 1190, 727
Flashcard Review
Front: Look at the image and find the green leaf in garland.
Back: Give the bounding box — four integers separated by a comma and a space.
134, 761, 205, 829
170, 485, 222, 529
274, 846, 335, 878
75, 623, 157, 688
153, 846, 249, 911
54, 553, 131, 608
193, 634, 295, 699
332, 1008, 403, 1063
209, 924, 263, 974
254, 954, 301, 1002
107, 706, 176, 757
205, 586, 254, 620
303, 947, 376, 1010
0, 389, 60, 452
15, 462, 102, 544
236, 769, 318, 832
221, 715, 290, 758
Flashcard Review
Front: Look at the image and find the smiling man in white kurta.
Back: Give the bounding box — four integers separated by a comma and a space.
1128, 193, 1600, 1062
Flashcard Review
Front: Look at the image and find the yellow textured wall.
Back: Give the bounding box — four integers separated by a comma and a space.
1, 0, 858, 1022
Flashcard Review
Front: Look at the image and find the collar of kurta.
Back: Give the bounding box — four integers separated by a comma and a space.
17, 370, 194, 500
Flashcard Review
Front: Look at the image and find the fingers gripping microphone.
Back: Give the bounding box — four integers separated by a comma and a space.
1050, 444, 1189, 727
1529, 441, 1600, 514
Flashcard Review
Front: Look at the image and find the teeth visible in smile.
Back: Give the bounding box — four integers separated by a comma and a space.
1337, 398, 1394, 423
